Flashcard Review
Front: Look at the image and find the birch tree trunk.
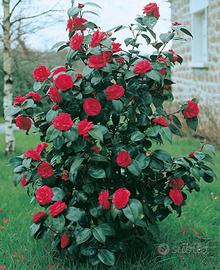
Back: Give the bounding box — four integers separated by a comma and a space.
2, 0, 15, 154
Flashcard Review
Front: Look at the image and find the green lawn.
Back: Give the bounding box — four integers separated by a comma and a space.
0, 133, 219, 269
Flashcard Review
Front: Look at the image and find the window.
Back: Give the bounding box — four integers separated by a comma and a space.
190, 0, 208, 67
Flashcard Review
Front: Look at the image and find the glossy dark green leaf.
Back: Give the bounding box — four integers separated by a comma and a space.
98, 249, 115, 266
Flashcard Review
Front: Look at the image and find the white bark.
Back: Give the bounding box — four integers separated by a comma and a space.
3, 0, 15, 154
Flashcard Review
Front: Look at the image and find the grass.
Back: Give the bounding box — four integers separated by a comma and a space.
0, 132, 219, 269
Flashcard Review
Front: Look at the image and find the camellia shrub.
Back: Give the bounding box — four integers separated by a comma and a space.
8, 2, 216, 267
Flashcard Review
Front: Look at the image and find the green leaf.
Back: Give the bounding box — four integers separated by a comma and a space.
186, 117, 198, 131
141, 34, 151, 44
76, 228, 92, 245
131, 131, 145, 142
98, 249, 115, 266
22, 99, 36, 109
89, 125, 104, 142
112, 100, 123, 113
128, 160, 141, 176
67, 7, 80, 17
90, 153, 108, 163
52, 187, 65, 201
80, 247, 97, 257
6, 106, 21, 116
180, 27, 193, 38
51, 41, 66, 50
159, 32, 174, 43
84, 21, 98, 30
122, 199, 144, 223
202, 144, 215, 155
53, 136, 65, 150
143, 16, 157, 29
46, 109, 58, 122
100, 38, 112, 49
82, 10, 99, 17
161, 127, 173, 143
147, 70, 161, 82
124, 37, 135, 46
83, 65, 93, 77
97, 223, 115, 236
93, 227, 106, 243
84, 2, 102, 9
65, 207, 86, 222
46, 126, 62, 141
30, 223, 41, 237
33, 81, 42, 92
124, 71, 136, 80
136, 153, 150, 170
52, 214, 65, 232
88, 167, 106, 179
153, 149, 172, 162
70, 158, 84, 176
9, 157, 23, 168
63, 126, 79, 142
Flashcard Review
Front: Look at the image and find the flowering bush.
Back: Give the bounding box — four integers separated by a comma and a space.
8, 2, 215, 267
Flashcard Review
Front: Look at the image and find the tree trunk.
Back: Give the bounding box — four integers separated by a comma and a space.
2, 0, 15, 154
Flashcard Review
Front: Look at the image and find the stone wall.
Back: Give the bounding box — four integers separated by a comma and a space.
170, 0, 220, 126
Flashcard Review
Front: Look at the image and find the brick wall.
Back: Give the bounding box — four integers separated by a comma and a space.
170, 0, 220, 124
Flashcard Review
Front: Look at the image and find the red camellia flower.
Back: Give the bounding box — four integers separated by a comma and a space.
26, 91, 42, 102
36, 142, 48, 154
24, 149, 41, 161
143, 2, 160, 18
188, 151, 195, 158
169, 49, 179, 62
52, 104, 59, 110
169, 177, 184, 190
182, 100, 199, 119
48, 86, 63, 103
66, 17, 87, 32
13, 95, 26, 106
77, 119, 94, 138
53, 113, 73, 131
70, 33, 84, 50
116, 150, 132, 167
169, 189, 184, 206
37, 162, 54, 178
49, 200, 67, 217
33, 211, 48, 224
105, 84, 125, 101
55, 74, 74, 92
33, 65, 50, 82
159, 69, 167, 76
88, 54, 107, 69
75, 73, 83, 80
90, 31, 106, 47
99, 189, 110, 209
52, 66, 67, 78
152, 116, 169, 127
15, 115, 32, 130
115, 57, 125, 63
102, 51, 113, 63
21, 176, 27, 187
158, 56, 168, 65
112, 42, 122, 53
61, 170, 69, 181
35, 185, 54, 206
83, 98, 102, 116
134, 60, 153, 75
91, 145, 101, 153
112, 188, 131, 209
60, 233, 70, 249
172, 21, 182, 26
